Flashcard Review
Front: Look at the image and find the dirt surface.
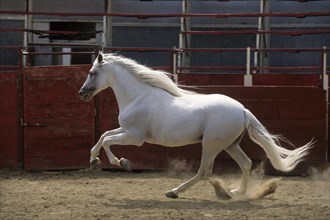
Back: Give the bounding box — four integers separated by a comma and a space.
0, 168, 329, 220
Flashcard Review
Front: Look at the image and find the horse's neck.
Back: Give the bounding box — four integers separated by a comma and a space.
111, 66, 152, 111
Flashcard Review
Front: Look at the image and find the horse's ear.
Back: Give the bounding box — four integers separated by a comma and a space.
97, 53, 103, 64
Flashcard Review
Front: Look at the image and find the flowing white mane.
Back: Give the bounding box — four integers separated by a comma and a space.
103, 54, 194, 97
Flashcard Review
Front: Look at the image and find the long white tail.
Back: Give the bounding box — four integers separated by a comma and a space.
244, 109, 314, 172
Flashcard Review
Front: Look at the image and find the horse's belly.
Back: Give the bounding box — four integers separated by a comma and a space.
145, 117, 204, 147
145, 94, 246, 147
145, 133, 202, 147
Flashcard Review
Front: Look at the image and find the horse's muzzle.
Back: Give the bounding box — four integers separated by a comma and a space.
78, 87, 93, 102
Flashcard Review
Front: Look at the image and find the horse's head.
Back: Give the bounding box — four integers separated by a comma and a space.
79, 53, 110, 101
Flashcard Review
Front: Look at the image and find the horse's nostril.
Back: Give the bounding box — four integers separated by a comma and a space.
78, 91, 83, 95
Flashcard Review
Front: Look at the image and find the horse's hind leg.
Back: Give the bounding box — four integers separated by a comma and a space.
205, 159, 215, 177
165, 149, 218, 198
225, 144, 252, 196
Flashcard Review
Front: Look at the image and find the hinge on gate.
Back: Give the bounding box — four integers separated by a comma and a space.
21, 119, 47, 127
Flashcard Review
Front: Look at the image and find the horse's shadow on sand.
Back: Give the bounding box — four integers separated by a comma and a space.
107, 197, 300, 211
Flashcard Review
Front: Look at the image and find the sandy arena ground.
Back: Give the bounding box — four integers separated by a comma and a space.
0, 167, 329, 220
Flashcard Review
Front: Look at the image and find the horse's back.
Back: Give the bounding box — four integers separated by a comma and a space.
198, 93, 244, 109
177, 93, 245, 116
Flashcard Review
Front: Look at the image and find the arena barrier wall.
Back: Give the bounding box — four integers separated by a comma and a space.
0, 71, 19, 168
0, 67, 327, 172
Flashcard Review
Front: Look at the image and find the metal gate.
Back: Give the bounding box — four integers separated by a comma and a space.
22, 66, 95, 170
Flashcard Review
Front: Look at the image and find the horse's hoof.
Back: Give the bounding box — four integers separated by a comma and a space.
165, 191, 178, 199
90, 158, 101, 169
229, 188, 244, 198
209, 178, 232, 199
120, 158, 131, 171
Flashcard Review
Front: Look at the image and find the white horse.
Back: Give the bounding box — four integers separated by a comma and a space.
79, 53, 314, 199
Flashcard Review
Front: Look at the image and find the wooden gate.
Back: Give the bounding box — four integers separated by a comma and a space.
22, 66, 95, 170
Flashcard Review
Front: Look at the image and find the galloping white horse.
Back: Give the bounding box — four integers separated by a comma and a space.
79, 53, 313, 199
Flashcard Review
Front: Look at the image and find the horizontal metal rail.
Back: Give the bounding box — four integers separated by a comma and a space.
178, 66, 247, 71
183, 30, 330, 36
3, 28, 329, 37
178, 66, 329, 72
21, 51, 95, 56
1, 10, 329, 18
0, 28, 102, 36
177, 48, 330, 53
1, 46, 329, 73
104, 47, 174, 53
1, 46, 329, 56
28, 42, 98, 48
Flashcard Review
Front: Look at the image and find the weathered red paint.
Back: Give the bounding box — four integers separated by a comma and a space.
97, 85, 327, 170
22, 66, 95, 170
0, 71, 19, 168
0, 68, 328, 170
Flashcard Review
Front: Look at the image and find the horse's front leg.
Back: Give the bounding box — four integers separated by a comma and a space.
90, 127, 124, 168
102, 130, 144, 171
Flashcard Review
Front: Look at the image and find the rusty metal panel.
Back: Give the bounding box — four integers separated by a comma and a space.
12, 69, 327, 170
96, 85, 327, 171
0, 71, 19, 168
164, 86, 326, 164
179, 73, 244, 86
253, 74, 322, 86
23, 65, 95, 170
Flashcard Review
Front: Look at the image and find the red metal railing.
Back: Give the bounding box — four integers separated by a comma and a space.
1, 10, 329, 18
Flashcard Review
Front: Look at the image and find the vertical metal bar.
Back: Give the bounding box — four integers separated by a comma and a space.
322, 46, 328, 162
178, 0, 184, 68
23, 0, 29, 48
179, 0, 191, 69
254, 0, 263, 72
62, 48, 71, 66
262, 0, 271, 73
17, 48, 25, 168
102, 15, 107, 50
178, 31, 183, 67
23, 0, 32, 66
94, 47, 100, 142
255, 0, 270, 74
108, 0, 113, 48
102, 0, 112, 50
246, 47, 251, 76
323, 47, 328, 96
244, 47, 252, 86
172, 47, 178, 84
